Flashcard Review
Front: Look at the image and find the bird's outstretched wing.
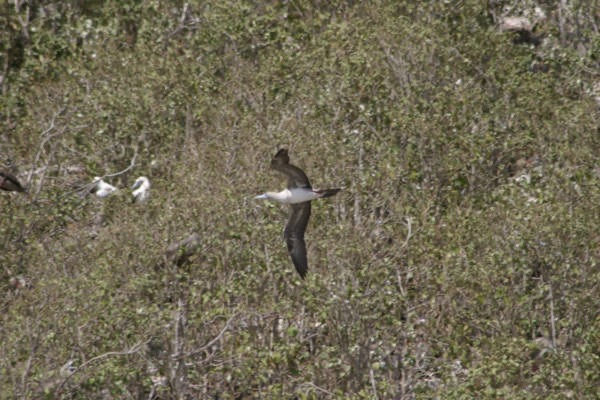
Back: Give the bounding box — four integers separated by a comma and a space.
0, 172, 26, 193
270, 149, 312, 189
284, 202, 311, 279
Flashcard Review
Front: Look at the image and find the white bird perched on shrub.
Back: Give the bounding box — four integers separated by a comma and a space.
91, 177, 118, 198
131, 176, 150, 203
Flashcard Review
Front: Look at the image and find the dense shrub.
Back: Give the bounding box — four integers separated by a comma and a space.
1, 1, 598, 398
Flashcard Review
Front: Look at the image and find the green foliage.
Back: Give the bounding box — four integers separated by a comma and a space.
1, 0, 599, 398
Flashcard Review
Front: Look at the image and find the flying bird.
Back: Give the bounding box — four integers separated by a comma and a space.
131, 176, 150, 203
0, 171, 27, 193
90, 177, 118, 198
255, 149, 341, 279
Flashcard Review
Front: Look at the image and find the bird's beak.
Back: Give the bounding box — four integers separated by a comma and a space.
254, 194, 268, 200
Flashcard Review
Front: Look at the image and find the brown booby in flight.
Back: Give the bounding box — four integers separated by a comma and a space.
0, 171, 26, 193
255, 149, 341, 279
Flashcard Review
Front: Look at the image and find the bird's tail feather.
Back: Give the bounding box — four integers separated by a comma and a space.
315, 188, 342, 198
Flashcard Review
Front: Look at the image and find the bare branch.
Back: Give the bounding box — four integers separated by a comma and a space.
27, 106, 67, 198
53, 338, 151, 395
171, 298, 188, 395
14, 0, 31, 41
401, 216, 413, 248
19, 326, 38, 398
180, 314, 238, 359
558, 0, 567, 44
104, 149, 138, 178
162, 3, 192, 45
549, 283, 556, 348
298, 382, 334, 396
369, 367, 379, 400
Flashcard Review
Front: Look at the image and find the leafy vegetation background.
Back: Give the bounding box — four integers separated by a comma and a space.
1, 0, 599, 398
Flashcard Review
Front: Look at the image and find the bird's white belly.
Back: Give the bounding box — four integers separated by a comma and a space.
97, 185, 116, 197
285, 188, 319, 204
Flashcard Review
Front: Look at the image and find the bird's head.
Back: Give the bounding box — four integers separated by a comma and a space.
131, 176, 149, 190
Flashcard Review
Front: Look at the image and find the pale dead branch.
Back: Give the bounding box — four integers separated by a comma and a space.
104, 149, 138, 178
53, 338, 152, 395
180, 314, 238, 360
298, 382, 334, 396
401, 216, 413, 248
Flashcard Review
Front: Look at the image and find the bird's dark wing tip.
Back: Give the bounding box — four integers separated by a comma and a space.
295, 265, 308, 279
275, 148, 288, 157
289, 240, 309, 279
271, 149, 290, 166
316, 188, 342, 198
